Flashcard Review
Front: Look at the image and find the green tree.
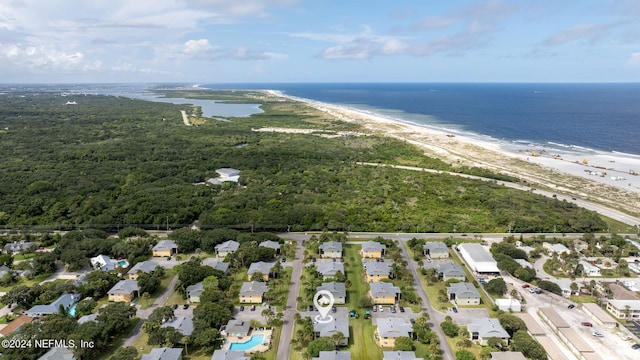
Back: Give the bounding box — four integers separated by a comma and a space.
455, 349, 476, 360
306, 337, 336, 358
394, 336, 414, 351
110, 346, 138, 360
485, 278, 507, 296
440, 321, 459, 337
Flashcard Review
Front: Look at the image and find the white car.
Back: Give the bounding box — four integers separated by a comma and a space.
379, 305, 383, 312
592, 331, 604, 338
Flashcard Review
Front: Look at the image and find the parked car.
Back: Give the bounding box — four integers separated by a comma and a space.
410, 318, 416, 324
631, 343, 640, 350
281, 257, 286, 263
522, 283, 531, 288
240, 305, 245, 311
308, 305, 314, 311
592, 331, 604, 338
399, 306, 405, 313
250, 305, 256, 311
581, 322, 593, 327
568, 304, 575, 309
378, 305, 383, 312
173, 304, 178, 310
390, 306, 396, 313
372, 306, 377, 312
332, 306, 336, 313
183, 304, 189, 309
452, 307, 458, 313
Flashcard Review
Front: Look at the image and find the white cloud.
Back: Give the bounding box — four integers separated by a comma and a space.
628, 52, 640, 65
184, 39, 216, 54
541, 23, 613, 46
0, 43, 86, 70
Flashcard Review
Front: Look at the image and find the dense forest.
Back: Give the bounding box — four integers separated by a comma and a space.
0, 88, 606, 233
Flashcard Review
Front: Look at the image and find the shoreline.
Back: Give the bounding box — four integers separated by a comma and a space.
263, 90, 640, 218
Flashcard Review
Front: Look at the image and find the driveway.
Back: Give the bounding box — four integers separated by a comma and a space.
276, 238, 303, 360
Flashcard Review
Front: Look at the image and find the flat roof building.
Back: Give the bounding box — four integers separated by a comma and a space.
457, 243, 499, 274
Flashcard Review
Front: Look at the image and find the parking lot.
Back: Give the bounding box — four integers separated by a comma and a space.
233, 304, 269, 324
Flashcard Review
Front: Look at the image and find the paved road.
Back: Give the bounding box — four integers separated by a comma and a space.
123, 274, 179, 347
397, 240, 454, 360
276, 239, 303, 360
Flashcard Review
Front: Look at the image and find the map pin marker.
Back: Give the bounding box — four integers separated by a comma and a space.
314, 290, 335, 321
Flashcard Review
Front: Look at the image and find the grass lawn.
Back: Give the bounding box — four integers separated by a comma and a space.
570, 294, 598, 303
0, 273, 51, 292
444, 333, 483, 360
137, 269, 176, 309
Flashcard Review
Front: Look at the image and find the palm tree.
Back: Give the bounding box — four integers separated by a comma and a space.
330, 331, 346, 347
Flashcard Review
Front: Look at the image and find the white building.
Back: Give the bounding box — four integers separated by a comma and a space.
495, 298, 522, 312
578, 260, 601, 276
457, 243, 499, 274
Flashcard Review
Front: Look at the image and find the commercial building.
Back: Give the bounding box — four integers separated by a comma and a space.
457, 243, 499, 275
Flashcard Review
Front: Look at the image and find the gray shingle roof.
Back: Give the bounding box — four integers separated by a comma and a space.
212, 350, 249, 360
186, 282, 204, 298
215, 240, 240, 252
313, 351, 352, 360
140, 348, 183, 360
239, 281, 269, 297
108, 279, 139, 295
314, 260, 345, 277
224, 319, 251, 336
313, 317, 349, 338
365, 261, 392, 277
248, 261, 275, 276
375, 317, 412, 338
161, 316, 194, 336
423, 242, 448, 254
369, 282, 401, 298
128, 260, 158, 275
447, 282, 480, 299
202, 258, 231, 272
383, 351, 421, 360
437, 262, 465, 277
319, 241, 343, 253
38, 347, 75, 360
26, 293, 81, 316
468, 318, 510, 339
361, 241, 386, 252
317, 282, 346, 299
3, 242, 34, 253
153, 240, 178, 251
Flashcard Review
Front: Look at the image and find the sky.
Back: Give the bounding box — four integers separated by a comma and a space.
1, 0, 640, 83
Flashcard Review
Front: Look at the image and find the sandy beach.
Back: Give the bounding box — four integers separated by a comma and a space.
264, 90, 640, 220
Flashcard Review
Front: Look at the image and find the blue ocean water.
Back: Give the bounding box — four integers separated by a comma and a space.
204, 83, 640, 156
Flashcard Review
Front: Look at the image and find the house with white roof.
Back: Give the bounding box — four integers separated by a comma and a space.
207, 168, 241, 185
543, 242, 570, 255
578, 260, 601, 276
457, 243, 499, 275
90, 254, 119, 272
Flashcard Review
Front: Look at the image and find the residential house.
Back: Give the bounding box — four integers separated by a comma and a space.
468, 318, 510, 346
364, 261, 392, 283
313, 351, 351, 360
140, 348, 183, 360
582, 303, 618, 328
555, 278, 579, 298
314, 260, 345, 280
152, 240, 178, 257
127, 260, 158, 280
543, 242, 570, 255
319, 241, 343, 259
606, 300, 640, 319
361, 241, 386, 259
0, 314, 32, 337
239, 281, 269, 303
313, 317, 349, 345
374, 317, 413, 348
383, 351, 423, 360
423, 242, 449, 259
2, 241, 34, 255
517, 246, 536, 256
39, 347, 75, 360
436, 262, 466, 281
212, 350, 249, 360
247, 261, 275, 281
215, 240, 240, 258
161, 316, 194, 336
259, 241, 281, 256
223, 319, 251, 337
447, 282, 481, 305
77, 313, 98, 325
317, 282, 346, 305
369, 282, 401, 305
26, 293, 81, 317
90, 254, 118, 272
186, 282, 205, 303
202, 258, 230, 273
578, 260, 601, 276
108, 279, 139, 303
0, 265, 11, 279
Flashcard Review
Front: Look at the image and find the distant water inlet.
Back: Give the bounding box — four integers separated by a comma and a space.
141, 95, 263, 118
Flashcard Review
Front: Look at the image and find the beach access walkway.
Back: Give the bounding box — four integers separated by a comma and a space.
180, 110, 192, 126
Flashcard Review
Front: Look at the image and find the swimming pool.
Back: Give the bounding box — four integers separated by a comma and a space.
118, 260, 128, 267
228, 334, 265, 351
68, 305, 77, 317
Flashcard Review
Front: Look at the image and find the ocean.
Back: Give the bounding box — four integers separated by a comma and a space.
203, 83, 640, 157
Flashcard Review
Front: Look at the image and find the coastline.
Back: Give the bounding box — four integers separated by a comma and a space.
264, 90, 640, 219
